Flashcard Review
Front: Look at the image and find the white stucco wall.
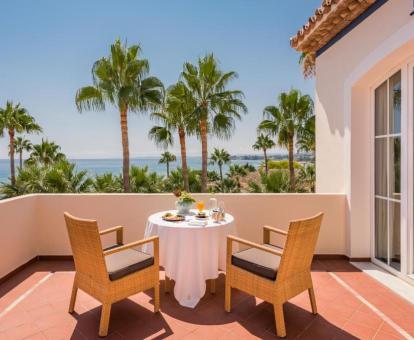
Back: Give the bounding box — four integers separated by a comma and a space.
0, 193, 346, 279
315, 0, 414, 257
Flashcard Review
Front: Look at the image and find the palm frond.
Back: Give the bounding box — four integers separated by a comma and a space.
75, 86, 105, 112
148, 126, 173, 149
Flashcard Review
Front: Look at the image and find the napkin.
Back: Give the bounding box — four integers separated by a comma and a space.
188, 220, 208, 226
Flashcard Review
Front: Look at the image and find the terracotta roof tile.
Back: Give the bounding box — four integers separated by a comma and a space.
291, 0, 377, 53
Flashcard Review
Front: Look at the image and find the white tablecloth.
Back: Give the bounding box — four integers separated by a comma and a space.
142, 210, 236, 308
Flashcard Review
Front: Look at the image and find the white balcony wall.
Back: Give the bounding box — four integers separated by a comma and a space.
0, 194, 347, 279
0, 195, 38, 278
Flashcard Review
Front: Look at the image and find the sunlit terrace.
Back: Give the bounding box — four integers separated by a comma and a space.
0, 194, 413, 339
3, 0, 414, 338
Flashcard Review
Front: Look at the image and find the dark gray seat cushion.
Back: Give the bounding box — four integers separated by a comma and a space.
231, 244, 282, 280
105, 248, 154, 281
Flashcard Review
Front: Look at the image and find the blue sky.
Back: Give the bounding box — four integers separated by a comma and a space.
0, 0, 320, 158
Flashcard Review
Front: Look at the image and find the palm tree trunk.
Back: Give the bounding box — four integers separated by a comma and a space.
288, 136, 295, 191
166, 161, 170, 177
263, 148, 268, 175
219, 165, 223, 183
8, 129, 15, 185
219, 164, 223, 192
19, 150, 23, 169
178, 128, 189, 191
120, 108, 130, 192
200, 120, 208, 193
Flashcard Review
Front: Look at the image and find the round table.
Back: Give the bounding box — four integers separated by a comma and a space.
142, 210, 236, 308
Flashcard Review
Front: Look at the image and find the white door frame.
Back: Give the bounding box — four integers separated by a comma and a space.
370, 57, 414, 282
408, 61, 414, 277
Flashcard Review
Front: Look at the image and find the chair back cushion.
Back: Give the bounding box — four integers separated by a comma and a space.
277, 213, 324, 282
64, 212, 108, 282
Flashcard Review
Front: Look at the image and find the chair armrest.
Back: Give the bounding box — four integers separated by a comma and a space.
263, 225, 287, 244
103, 236, 159, 256
100, 225, 124, 244
227, 235, 283, 257
263, 226, 287, 236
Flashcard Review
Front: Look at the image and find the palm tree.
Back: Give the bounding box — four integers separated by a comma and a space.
46, 160, 93, 193
210, 148, 230, 185
26, 139, 66, 166
0, 101, 42, 185
159, 151, 176, 177
259, 89, 313, 191
220, 177, 239, 193
0, 160, 92, 197
14, 136, 32, 169
252, 134, 275, 175
149, 83, 196, 191
299, 52, 316, 79
129, 166, 163, 193
75, 38, 163, 192
262, 170, 290, 193
298, 164, 316, 192
297, 115, 315, 156
93, 173, 122, 193
227, 164, 248, 190
181, 54, 247, 192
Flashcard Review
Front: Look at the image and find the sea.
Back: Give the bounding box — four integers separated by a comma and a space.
0, 157, 264, 183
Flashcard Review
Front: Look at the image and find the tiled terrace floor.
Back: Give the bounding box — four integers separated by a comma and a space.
0, 260, 413, 339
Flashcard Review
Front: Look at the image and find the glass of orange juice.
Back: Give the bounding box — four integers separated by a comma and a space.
196, 201, 205, 213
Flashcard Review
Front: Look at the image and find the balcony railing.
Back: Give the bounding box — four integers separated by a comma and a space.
0, 193, 346, 280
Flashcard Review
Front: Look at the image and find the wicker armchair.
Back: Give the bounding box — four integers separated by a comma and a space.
225, 213, 323, 338
64, 212, 160, 337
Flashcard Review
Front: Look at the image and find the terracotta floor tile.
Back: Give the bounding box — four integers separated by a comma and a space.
1, 260, 414, 339
298, 317, 345, 340
348, 310, 383, 330
341, 320, 380, 340
118, 316, 189, 339
225, 324, 266, 339
374, 330, 404, 340
42, 324, 86, 340
182, 324, 231, 339
26, 304, 56, 321
377, 322, 406, 339
21, 332, 48, 340
318, 303, 356, 320
0, 310, 32, 332
0, 322, 40, 339
388, 316, 414, 334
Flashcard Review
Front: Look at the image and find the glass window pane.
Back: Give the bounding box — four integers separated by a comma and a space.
375, 138, 387, 196
389, 201, 401, 270
389, 137, 401, 200
375, 198, 388, 264
389, 71, 401, 134
375, 81, 388, 136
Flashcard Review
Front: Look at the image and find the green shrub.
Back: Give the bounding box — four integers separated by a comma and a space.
261, 170, 290, 193
266, 160, 302, 170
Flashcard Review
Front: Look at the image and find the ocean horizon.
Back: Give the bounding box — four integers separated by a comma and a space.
0, 157, 266, 183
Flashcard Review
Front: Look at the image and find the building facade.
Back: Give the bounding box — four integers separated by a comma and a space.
292, 0, 414, 281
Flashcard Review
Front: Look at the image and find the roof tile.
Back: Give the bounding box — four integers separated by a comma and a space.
291, 0, 377, 53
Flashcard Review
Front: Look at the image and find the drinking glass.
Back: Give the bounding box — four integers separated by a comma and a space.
196, 201, 205, 213
208, 198, 218, 214
218, 201, 225, 218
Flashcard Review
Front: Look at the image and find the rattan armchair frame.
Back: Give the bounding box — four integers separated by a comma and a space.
225, 213, 323, 338
64, 212, 160, 337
